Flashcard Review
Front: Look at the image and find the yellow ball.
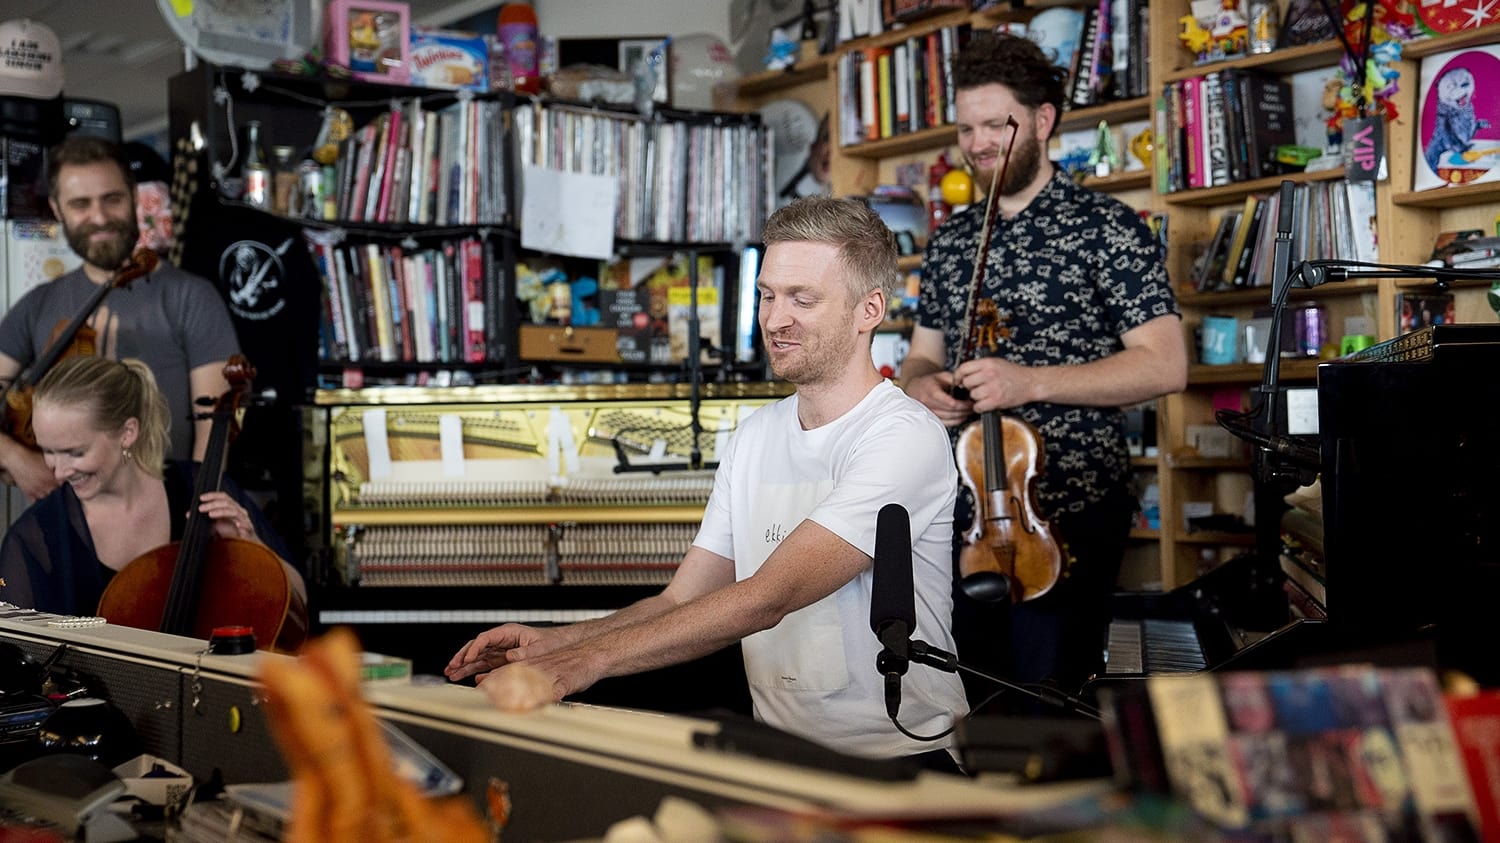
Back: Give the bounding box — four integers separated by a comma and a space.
940, 168, 974, 206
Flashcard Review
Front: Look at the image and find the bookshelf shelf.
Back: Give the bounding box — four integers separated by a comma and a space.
1391, 179, 1500, 209
1164, 165, 1349, 207
1175, 278, 1380, 306
1083, 169, 1153, 192
1175, 531, 1257, 545
1162, 39, 1345, 83
1392, 276, 1497, 290
1058, 96, 1154, 133
1403, 24, 1500, 60
1187, 357, 1320, 385
840, 96, 1154, 162
1166, 456, 1253, 469
733, 58, 831, 97
840, 124, 956, 159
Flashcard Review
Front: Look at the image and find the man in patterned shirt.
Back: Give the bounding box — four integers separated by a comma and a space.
902, 33, 1187, 703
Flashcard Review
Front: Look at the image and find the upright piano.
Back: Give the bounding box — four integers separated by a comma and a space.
1101, 323, 1500, 686
308, 382, 790, 687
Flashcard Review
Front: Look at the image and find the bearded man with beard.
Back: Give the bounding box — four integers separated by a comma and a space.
901, 33, 1187, 705
0, 136, 239, 500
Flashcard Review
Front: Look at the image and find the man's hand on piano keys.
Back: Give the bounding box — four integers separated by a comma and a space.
445, 622, 556, 683
479, 661, 558, 711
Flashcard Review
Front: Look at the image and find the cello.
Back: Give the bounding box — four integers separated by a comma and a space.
0, 248, 159, 447
97, 355, 308, 652
952, 114, 1065, 604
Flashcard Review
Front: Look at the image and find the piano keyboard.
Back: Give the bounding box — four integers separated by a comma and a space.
1104, 618, 1208, 675
319, 608, 615, 625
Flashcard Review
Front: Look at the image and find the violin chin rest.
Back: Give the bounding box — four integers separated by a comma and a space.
960, 571, 1011, 604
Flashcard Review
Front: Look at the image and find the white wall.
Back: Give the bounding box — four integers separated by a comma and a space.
428, 1, 731, 43
537, 0, 730, 43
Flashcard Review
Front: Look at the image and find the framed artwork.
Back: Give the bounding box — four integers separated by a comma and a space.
327, 0, 410, 83
618, 37, 671, 104
1414, 45, 1500, 192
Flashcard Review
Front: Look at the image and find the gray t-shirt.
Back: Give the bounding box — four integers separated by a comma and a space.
0, 261, 241, 462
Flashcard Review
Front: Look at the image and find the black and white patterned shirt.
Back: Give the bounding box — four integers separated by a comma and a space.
917, 168, 1179, 517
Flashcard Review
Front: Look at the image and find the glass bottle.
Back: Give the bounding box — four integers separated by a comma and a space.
271, 145, 297, 215
241, 120, 270, 209
497, 2, 540, 95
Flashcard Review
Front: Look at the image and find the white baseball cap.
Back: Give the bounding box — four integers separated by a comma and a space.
0, 19, 64, 100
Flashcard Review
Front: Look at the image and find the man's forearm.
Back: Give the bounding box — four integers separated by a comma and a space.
900, 354, 944, 383
551, 591, 681, 649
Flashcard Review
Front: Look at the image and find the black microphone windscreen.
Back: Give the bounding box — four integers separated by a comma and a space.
869, 503, 915, 635
1276, 180, 1296, 236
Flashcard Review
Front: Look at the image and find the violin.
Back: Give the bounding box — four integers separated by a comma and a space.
952, 115, 1064, 604
97, 355, 308, 653
0, 248, 159, 447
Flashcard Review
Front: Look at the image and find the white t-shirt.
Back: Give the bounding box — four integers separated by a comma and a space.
694, 379, 969, 758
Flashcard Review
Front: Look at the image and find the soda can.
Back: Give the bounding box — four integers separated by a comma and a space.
298, 160, 323, 220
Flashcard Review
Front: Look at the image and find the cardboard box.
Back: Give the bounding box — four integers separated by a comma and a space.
112, 755, 193, 807
326, 0, 410, 83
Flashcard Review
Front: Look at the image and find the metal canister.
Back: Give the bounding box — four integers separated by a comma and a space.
297, 159, 323, 220
1249, 0, 1279, 54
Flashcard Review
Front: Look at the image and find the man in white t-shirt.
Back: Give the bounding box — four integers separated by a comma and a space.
446, 197, 969, 766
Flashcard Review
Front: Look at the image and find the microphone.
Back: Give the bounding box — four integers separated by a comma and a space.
870, 503, 914, 658
870, 503, 914, 718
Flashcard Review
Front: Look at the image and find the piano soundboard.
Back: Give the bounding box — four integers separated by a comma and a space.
322, 391, 784, 591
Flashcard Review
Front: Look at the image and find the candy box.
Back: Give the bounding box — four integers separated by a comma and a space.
409, 27, 489, 91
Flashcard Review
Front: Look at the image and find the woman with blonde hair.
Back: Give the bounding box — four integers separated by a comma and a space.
0, 355, 303, 614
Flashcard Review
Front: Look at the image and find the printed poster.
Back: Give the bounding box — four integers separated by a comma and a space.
1415, 45, 1500, 191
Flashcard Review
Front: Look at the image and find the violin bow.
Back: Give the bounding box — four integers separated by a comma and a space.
954, 114, 1021, 379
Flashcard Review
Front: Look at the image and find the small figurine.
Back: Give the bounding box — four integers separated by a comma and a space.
1088, 120, 1123, 177
1130, 127, 1156, 170
1179, 14, 1214, 57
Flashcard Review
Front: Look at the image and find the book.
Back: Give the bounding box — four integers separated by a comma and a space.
1202, 72, 1231, 186
1238, 72, 1295, 180
1396, 290, 1456, 335
1228, 194, 1266, 287
1106, 667, 1481, 840
1222, 194, 1261, 287
1445, 690, 1500, 839
1193, 211, 1240, 291
1070, 5, 1100, 107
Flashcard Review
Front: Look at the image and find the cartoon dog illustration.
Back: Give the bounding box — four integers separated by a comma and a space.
1426, 67, 1490, 173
